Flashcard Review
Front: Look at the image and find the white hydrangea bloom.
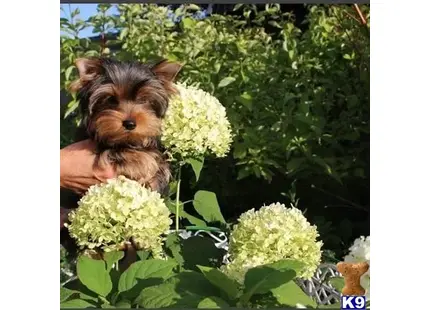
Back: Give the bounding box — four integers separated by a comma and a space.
161, 83, 233, 158
344, 236, 370, 300
66, 176, 172, 257
220, 203, 323, 283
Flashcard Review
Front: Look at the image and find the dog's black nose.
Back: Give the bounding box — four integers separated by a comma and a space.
122, 120, 136, 130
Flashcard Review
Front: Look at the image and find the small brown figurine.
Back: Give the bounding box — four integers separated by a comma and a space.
336, 262, 369, 296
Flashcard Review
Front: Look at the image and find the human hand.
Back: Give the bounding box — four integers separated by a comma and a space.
60, 139, 116, 195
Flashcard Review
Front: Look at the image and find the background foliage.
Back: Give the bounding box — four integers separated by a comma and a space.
60, 4, 370, 259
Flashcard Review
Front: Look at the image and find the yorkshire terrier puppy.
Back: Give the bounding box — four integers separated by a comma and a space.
60, 57, 181, 255
72, 57, 181, 192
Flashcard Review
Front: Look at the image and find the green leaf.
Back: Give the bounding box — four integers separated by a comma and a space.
182, 17, 196, 29
71, 8, 80, 18
110, 263, 122, 284
233, 4, 244, 11
76, 255, 112, 297
84, 50, 99, 57
118, 259, 177, 293
65, 66, 75, 81
186, 157, 204, 182
80, 292, 99, 303
136, 282, 197, 308
174, 6, 184, 16
115, 300, 131, 308
198, 296, 230, 308
214, 62, 221, 73
197, 266, 239, 300
299, 100, 309, 114
60, 287, 76, 302
292, 61, 298, 70
218, 77, 236, 88
119, 27, 129, 40
270, 259, 306, 274
271, 281, 317, 308
286, 158, 305, 172
137, 271, 218, 308
62, 279, 99, 302
168, 181, 179, 197
241, 260, 303, 303
328, 276, 344, 292
164, 233, 184, 266
181, 237, 225, 271
183, 210, 208, 226
187, 4, 200, 11
236, 92, 253, 111
136, 250, 150, 261
64, 100, 79, 118
166, 199, 207, 227
103, 251, 124, 272
233, 143, 247, 159
312, 156, 343, 184
193, 191, 226, 224
237, 167, 252, 180
268, 21, 282, 28
60, 299, 95, 308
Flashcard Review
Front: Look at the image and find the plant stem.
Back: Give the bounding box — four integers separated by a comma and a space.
180, 199, 193, 206
353, 4, 368, 26
99, 295, 110, 305
311, 184, 369, 212
175, 166, 182, 232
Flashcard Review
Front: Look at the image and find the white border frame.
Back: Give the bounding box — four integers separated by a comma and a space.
0, 1, 58, 309
0, 2, 429, 309
371, 2, 430, 309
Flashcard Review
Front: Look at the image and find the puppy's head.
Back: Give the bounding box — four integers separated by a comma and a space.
70, 57, 181, 149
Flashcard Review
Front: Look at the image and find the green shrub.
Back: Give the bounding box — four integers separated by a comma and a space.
61, 3, 369, 184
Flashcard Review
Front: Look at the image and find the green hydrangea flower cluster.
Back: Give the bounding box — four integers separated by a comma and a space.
66, 176, 172, 256
161, 83, 233, 158
221, 203, 323, 283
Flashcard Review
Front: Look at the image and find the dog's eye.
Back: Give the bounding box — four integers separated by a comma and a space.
106, 97, 118, 105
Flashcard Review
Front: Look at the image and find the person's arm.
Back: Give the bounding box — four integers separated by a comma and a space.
60, 139, 116, 194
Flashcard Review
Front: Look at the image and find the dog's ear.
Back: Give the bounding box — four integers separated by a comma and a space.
151, 59, 182, 82
75, 58, 102, 79
69, 58, 102, 93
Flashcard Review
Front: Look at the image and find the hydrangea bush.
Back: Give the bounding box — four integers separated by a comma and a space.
62, 177, 325, 309
221, 203, 323, 283
161, 83, 233, 159
66, 176, 172, 257
61, 72, 328, 310
62, 199, 324, 309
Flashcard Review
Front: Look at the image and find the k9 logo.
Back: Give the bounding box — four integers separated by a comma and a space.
341, 295, 366, 309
